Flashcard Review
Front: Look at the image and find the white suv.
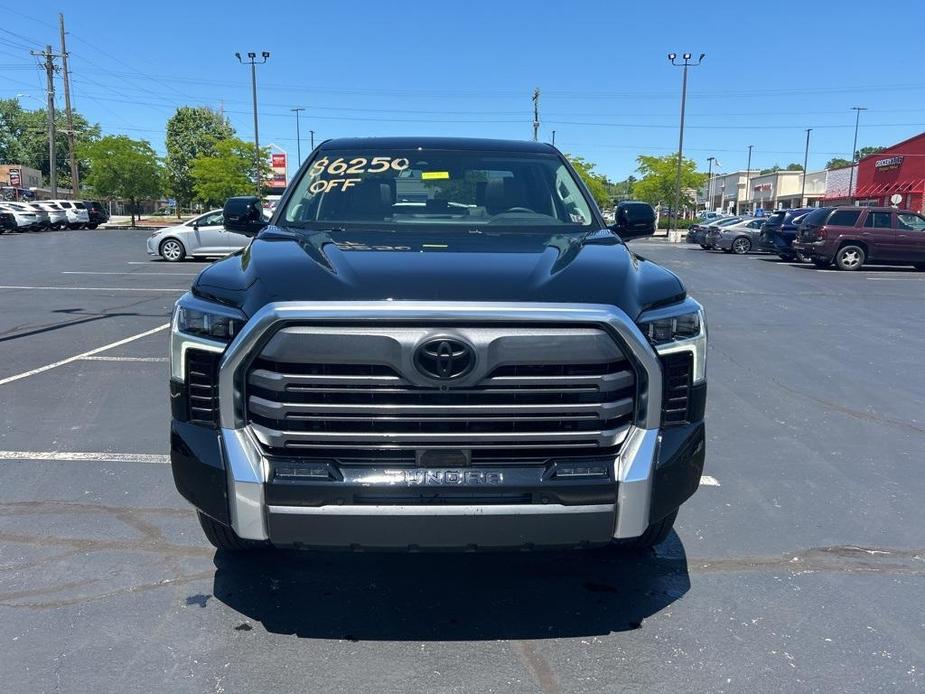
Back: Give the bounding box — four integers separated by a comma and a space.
50, 200, 90, 229
30, 202, 68, 230
0, 202, 39, 231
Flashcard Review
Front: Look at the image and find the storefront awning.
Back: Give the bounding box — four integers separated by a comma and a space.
854, 178, 925, 198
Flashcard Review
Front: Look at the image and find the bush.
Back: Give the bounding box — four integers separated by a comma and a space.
657, 217, 697, 229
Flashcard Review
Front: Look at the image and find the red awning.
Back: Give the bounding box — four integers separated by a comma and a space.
854, 178, 925, 197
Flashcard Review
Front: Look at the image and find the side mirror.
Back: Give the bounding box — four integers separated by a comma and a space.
192, 222, 199, 230
610, 202, 656, 240
223, 196, 266, 236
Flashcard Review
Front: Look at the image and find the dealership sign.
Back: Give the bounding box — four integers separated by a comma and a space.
8, 168, 21, 187
753, 183, 772, 193
269, 152, 287, 187
874, 155, 903, 171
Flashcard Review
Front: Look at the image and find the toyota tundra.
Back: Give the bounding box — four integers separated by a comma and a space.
169, 137, 707, 552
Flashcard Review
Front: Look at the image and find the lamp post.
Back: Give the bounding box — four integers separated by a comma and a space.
801, 128, 812, 206
668, 52, 705, 231
309, 130, 315, 150
290, 107, 305, 165
847, 106, 866, 204
745, 144, 753, 214
235, 50, 270, 196
706, 156, 716, 212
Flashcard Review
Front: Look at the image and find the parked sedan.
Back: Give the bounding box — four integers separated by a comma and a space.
710, 218, 766, 254
701, 216, 745, 248
145, 209, 252, 262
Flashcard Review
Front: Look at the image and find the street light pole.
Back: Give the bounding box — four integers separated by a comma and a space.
706, 156, 716, 212
801, 128, 812, 206
309, 130, 315, 150
745, 144, 753, 214
847, 106, 866, 204
668, 53, 705, 231
290, 107, 305, 164
236, 51, 270, 196
551, 130, 556, 147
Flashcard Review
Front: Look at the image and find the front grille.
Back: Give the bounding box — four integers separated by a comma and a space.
660, 352, 693, 426
186, 349, 220, 427
244, 326, 637, 456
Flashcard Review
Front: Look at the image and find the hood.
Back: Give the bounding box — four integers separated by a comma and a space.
193, 226, 685, 321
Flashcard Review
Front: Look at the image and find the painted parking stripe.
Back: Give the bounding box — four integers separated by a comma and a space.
0, 451, 168, 464
78, 356, 168, 363
699, 475, 721, 486
0, 323, 170, 387
0, 285, 185, 292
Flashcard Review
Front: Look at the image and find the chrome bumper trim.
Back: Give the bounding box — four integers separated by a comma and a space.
267, 503, 615, 517
613, 426, 659, 538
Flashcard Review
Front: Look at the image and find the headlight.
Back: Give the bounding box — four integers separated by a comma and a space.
170, 294, 247, 382
176, 305, 245, 342
637, 298, 706, 383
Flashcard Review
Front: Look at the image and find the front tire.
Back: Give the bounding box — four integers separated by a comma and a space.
159, 238, 186, 262
732, 237, 752, 255
86, 223, 99, 230
611, 510, 678, 550
197, 512, 267, 551
835, 244, 865, 271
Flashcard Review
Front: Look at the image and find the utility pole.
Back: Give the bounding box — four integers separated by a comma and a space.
31, 45, 58, 197
551, 130, 556, 146
290, 108, 305, 164
847, 106, 866, 204
667, 53, 705, 231
706, 156, 716, 211
801, 128, 812, 206
532, 88, 540, 142
235, 51, 270, 196
59, 14, 78, 196
745, 144, 753, 214
309, 130, 315, 150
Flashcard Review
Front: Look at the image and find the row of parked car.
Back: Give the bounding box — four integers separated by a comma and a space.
0, 199, 110, 234
687, 206, 925, 271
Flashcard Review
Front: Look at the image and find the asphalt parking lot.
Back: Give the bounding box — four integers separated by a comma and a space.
1, 229, 923, 693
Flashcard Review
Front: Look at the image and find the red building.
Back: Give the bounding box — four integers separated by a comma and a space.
853, 132, 925, 212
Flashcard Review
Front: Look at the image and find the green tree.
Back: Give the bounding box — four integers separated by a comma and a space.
609, 175, 636, 202
0, 98, 100, 191
785, 162, 804, 171
165, 106, 235, 214
80, 135, 163, 227
191, 138, 269, 207
855, 145, 885, 160
760, 164, 782, 174
825, 157, 852, 169
632, 153, 706, 211
566, 155, 612, 209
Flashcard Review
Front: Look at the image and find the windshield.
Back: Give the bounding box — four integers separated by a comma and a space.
281, 148, 596, 231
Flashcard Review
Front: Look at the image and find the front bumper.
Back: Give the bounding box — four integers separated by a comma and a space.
172, 417, 705, 549
169, 301, 707, 550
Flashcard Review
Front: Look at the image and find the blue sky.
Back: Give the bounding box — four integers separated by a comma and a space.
2, 0, 925, 181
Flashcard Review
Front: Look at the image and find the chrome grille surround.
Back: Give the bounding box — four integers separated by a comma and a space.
214, 302, 665, 542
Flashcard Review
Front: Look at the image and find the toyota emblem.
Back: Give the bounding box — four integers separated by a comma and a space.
414, 338, 474, 380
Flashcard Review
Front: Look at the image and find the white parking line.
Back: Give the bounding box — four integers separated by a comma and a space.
62, 271, 199, 277
866, 276, 925, 281
0, 285, 185, 292
699, 475, 721, 487
78, 356, 168, 363
0, 451, 168, 464
0, 323, 170, 387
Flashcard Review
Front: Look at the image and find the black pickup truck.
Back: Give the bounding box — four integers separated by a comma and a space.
169, 137, 707, 552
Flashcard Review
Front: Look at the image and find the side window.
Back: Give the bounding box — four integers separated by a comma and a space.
897, 213, 925, 231
748, 220, 762, 228
197, 212, 223, 226
863, 212, 892, 229
827, 210, 861, 227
